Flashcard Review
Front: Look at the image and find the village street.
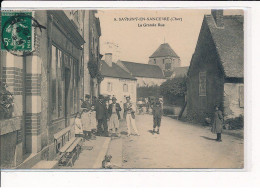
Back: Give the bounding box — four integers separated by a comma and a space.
118, 114, 244, 169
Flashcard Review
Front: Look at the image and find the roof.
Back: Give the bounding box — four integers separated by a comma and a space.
173, 66, 189, 78
120, 61, 165, 79
149, 43, 180, 58
100, 60, 136, 80
205, 15, 244, 78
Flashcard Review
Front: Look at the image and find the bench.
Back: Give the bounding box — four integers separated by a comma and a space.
54, 126, 83, 167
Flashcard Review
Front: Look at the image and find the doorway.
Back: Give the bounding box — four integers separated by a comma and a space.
64, 68, 71, 127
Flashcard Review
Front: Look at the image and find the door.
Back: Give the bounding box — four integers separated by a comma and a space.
64, 68, 71, 127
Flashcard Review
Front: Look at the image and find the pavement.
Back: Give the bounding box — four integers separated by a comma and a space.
121, 114, 244, 169
67, 114, 243, 169
72, 136, 110, 169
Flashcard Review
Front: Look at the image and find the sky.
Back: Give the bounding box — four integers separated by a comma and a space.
97, 9, 243, 67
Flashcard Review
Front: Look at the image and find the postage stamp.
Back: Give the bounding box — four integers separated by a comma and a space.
1, 12, 32, 52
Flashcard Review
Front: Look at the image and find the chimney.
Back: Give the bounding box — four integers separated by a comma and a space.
105, 53, 112, 67
211, 9, 224, 28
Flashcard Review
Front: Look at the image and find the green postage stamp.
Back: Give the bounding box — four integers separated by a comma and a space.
1, 12, 32, 52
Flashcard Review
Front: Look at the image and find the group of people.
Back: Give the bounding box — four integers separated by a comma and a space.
75, 93, 223, 144
74, 94, 141, 140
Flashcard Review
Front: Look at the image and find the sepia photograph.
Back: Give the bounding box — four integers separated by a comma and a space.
0, 8, 244, 170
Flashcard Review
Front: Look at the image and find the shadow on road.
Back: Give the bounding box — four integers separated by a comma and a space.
200, 136, 217, 141
120, 131, 128, 135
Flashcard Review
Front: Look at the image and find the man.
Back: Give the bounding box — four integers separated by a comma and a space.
81, 94, 91, 111
95, 95, 109, 136
152, 101, 163, 135
124, 96, 139, 137
108, 97, 122, 136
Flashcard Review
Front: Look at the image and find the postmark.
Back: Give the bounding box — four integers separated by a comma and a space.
1, 11, 46, 56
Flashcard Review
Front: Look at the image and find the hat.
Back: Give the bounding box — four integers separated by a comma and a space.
156, 101, 161, 105
126, 96, 130, 99
98, 95, 104, 99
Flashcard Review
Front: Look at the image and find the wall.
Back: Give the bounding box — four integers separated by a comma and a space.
100, 77, 137, 105
148, 56, 180, 71
186, 18, 224, 123
136, 77, 166, 87
223, 83, 244, 119
0, 51, 24, 168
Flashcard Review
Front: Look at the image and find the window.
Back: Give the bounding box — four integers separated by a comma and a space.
163, 59, 165, 64
165, 63, 171, 70
51, 45, 58, 119
123, 84, 128, 92
199, 72, 206, 96
107, 82, 112, 92
154, 59, 156, 64
51, 45, 79, 120
239, 85, 244, 108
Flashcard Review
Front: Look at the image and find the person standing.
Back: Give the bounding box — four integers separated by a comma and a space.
81, 94, 91, 111
95, 95, 109, 137
152, 101, 163, 135
211, 105, 224, 142
74, 112, 83, 138
108, 97, 122, 136
81, 94, 91, 140
124, 96, 139, 137
88, 104, 97, 140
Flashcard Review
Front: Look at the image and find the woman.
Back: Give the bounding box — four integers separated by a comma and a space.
211, 106, 224, 142
81, 95, 91, 140
74, 112, 83, 138
124, 96, 139, 137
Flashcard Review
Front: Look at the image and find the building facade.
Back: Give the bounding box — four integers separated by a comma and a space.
100, 54, 137, 106
186, 10, 244, 123
0, 10, 100, 168
117, 60, 166, 87
148, 43, 181, 78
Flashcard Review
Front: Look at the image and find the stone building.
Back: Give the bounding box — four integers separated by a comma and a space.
148, 43, 181, 78
0, 10, 101, 168
117, 60, 166, 87
100, 54, 137, 107
186, 10, 244, 123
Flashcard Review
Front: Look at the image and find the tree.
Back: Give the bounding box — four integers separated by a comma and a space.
137, 85, 161, 99
160, 77, 187, 106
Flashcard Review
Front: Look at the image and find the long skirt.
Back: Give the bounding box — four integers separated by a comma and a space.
81, 111, 91, 132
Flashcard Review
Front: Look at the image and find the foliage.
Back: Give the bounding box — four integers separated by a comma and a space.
0, 81, 14, 119
160, 77, 187, 106
224, 115, 244, 130
137, 85, 161, 99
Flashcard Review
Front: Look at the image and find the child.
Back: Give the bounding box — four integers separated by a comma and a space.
88, 104, 97, 140
74, 112, 83, 138
152, 101, 163, 135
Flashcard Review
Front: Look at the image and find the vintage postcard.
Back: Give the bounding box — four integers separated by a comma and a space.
0, 8, 244, 170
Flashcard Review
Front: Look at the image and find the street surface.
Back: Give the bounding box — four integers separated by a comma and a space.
120, 114, 244, 169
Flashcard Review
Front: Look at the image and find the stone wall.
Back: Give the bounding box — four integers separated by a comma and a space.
100, 77, 137, 105
223, 83, 244, 119
148, 56, 181, 71
186, 17, 224, 123
136, 77, 166, 87
0, 117, 23, 168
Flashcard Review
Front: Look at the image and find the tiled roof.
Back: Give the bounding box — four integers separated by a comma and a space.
120, 61, 165, 79
149, 43, 180, 58
173, 66, 189, 78
205, 15, 244, 78
100, 60, 136, 80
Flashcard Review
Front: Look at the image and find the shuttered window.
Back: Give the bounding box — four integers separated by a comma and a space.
199, 72, 206, 96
